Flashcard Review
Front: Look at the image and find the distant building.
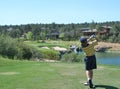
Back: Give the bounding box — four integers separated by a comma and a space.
7, 27, 13, 31
81, 26, 112, 36
81, 28, 90, 32
82, 29, 97, 36
98, 26, 112, 35
46, 32, 60, 39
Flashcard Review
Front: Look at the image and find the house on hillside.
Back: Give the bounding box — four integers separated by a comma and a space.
81, 28, 90, 32
81, 26, 112, 36
82, 28, 98, 36
46, 32, 60, 39
7, 27, 13, 31
98, 26, 112, 35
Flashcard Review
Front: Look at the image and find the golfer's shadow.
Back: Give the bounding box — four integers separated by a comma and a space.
94, 85, 119, 89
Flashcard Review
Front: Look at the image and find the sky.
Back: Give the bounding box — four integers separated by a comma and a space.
0, 0, 120, 25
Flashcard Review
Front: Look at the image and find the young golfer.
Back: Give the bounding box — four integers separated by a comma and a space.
80, 35, 98, 88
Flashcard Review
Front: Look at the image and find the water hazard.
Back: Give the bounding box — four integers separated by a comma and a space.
96, 52, 120, 66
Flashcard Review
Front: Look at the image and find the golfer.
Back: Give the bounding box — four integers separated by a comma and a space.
80, 35, 98, 88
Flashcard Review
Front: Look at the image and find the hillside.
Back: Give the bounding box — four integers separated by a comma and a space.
96, 42, 120, 51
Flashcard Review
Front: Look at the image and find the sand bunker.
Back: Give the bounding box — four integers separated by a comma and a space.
53, 46, 67, 51
41, 47, 50, 49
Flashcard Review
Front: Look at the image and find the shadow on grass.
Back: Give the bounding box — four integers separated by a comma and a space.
94, 85, 119, 89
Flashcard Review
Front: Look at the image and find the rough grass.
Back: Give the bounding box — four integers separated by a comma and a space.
0, 58, 120, 89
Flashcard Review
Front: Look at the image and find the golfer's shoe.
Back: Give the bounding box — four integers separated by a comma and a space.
84, 81, 89, 86
88, 80, 93, 88
84, 80, 94, 88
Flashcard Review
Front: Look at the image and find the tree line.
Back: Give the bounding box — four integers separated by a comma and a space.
0, 21, 120, 43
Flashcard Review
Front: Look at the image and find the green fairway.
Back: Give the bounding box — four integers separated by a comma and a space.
0, 58, 120, 89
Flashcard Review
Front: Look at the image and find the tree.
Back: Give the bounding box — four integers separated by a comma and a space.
9, 29, 21, 39
26, 31, 33, 40
32, 28, 41, 40
59, 33, 65, 40
40, 32, 46, 42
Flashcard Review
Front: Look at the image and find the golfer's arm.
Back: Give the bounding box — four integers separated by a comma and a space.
92, 39, 98, 46
87, 35, 98, 42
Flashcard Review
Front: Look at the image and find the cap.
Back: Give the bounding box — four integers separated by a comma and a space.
80, 37, 87, 43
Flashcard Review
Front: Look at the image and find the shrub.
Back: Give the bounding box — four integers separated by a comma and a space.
39, 49, 59, 60
16, 43, 32, 60
0, 35, 17, 59
61, 53, 84, 62
31, 48, 43, 59
0, 35, 42, 60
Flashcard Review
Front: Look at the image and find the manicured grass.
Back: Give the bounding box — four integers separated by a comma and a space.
24, 40, 80, 49
0, 58, 120, 89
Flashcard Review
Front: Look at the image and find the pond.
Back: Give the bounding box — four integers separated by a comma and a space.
96, 52, 120, 66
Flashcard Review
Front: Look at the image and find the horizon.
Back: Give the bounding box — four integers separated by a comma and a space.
0, 0, 120, 25
0, 20, 120, 26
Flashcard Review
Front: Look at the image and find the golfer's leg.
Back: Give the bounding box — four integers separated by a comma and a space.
86, 70, 93, 88
86, 70, 93, 80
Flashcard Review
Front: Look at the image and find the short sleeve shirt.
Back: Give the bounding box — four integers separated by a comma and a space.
82, 40, 98, 56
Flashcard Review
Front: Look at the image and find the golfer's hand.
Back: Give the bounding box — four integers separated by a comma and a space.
90, 35, 95, 39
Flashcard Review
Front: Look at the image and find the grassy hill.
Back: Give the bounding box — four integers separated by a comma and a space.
0, 57, 120, 89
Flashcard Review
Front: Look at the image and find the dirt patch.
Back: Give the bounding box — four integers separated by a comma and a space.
60, 71, 77, 76
96, 42, 120, 51
0, 72, 20, 75
97, 66, 104, 70
42, 59, 59, 62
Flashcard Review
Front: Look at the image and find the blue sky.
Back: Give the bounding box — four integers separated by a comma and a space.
0, 0, 120, 25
